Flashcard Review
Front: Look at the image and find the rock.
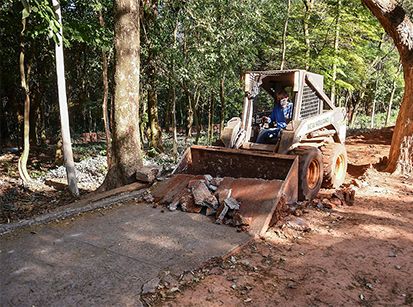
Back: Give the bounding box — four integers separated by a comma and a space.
321, 198, 333, 209
224, 197, 240, 210
204, 174, 213, 183
285, 216, 311, 232
168, 200, 179, 211
143, 192, 154, 203
207, 184, 218, 192
206, 207, 217, 216
179, 191, 202, 213
188, 179, 205, 188
351, 178, 363, 188
142, 277, 160, 294
191, 180, 218, 208
210, 177, 223, 186
330, 197, 342, 206
233, 212, 251, 226
334, 187, 356, 206
136, 166, 160, 184
215, 203, 229, 223
216, 188, 232, 205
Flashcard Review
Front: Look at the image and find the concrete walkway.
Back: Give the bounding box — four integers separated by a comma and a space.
0, 201, 250, 306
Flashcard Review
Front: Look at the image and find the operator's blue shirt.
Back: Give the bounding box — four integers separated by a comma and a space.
269, 102, 293, 128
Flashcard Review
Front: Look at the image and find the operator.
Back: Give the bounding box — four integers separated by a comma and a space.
256, 88, 293, 144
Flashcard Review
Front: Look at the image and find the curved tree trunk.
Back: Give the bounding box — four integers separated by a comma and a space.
363, 0, 413, 175
101, 0, 142, 190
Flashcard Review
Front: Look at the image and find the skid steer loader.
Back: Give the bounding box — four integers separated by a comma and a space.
152, 70, 348, 236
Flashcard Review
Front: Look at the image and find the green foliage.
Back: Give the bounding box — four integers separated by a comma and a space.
0, 0, 406, 159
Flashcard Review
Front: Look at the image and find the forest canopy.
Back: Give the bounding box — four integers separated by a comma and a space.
0, 0, 403, 154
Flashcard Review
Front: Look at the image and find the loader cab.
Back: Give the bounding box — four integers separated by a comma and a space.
248, 71, 300, 143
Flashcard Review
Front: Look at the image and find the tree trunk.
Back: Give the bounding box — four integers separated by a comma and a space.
186, 89, 193, 141
99, 9, 112, 168
171, 83, 178, 160
385, 64, 401, 126
219, 76, 225, 136
303, 0, 314, 70
208, 92, 215, 144
370, 74, 379, 129
363, 0, 413, 175
53, 0, 79, 197
147, 73, 163, 152
330, 0, 341, 105
193, 89, 201, 144
280, 0, 291, 70
18, 15, 31, 183
101, 0, 142, 190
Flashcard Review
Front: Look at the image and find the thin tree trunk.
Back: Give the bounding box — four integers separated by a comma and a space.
101, 0, 143, 190
53, 0, 79, 197
18, 14, 31, 183
171, 83, 178, 160
186, 89, 193, 140
219, 76, 225, 136
370, 73, 379, 129
330, 0, 341, 105
194, 89, 201, 144
303, 0, 314, 70
148, 73, 163, 152
280, 0, 291, 70
99, 9, 112, 168
208, 92, 215, 144
385, 64, 401, 127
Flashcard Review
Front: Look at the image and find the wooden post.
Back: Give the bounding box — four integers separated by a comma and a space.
52, 0, 79, 197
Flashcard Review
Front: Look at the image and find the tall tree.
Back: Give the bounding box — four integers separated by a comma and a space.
101, 0, 142, 190
53, 0, 79, 197
363, 0, 413, 174
18, 1, 31, 183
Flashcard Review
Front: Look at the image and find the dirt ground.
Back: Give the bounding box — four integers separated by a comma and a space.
144, 127, 413, 306
1, 128, 412, 306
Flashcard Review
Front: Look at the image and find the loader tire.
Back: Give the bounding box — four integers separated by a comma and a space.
321, 143, 347, 188
293, 147, 324, 201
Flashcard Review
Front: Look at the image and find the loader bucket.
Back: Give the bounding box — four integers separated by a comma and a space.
152, 145, 298, 236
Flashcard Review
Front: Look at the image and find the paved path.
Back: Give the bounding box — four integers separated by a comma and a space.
0, 202, 250, 306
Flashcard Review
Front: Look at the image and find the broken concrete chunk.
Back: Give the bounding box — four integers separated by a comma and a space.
179, 191, 202, 213
215, 203, 229, 223
224, 197, 240, 210
233, 212, 251, 226
210, 177, 224, 187
207, 184, 218, 192
191, 180, 218, 208
206, 207, 217, 216
216, 188, 232, 205
168, 200, 179, 211
143, 191, 155, 203
188, 179, 205, 189
136, 166, 160, 184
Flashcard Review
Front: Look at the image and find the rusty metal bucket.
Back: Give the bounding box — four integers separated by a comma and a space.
153, 145, 298, 236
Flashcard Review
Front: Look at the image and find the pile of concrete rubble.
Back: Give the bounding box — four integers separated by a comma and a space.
166, 175, 249, 228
